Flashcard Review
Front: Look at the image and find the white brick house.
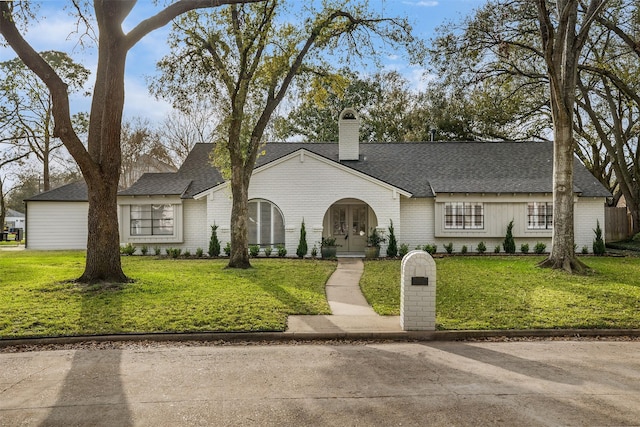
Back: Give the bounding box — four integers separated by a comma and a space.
116, 108, 610, 255
26, 109, 611, 254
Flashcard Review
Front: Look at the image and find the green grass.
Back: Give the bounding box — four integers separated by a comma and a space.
0, 251, 335, 338
361, 257, 640, 330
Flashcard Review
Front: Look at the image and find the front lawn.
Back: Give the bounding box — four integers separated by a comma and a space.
361, 256, 640, 330
0, 251, 335, 338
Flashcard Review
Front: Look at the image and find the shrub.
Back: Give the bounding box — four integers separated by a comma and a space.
223, 242, 231, 256
386, 220, 398, 257
311, 245, 318, 258
520, 243, 529, 254
141, 245, 149, 256
461, 245, 468, 254
277, 244, 287, 258
121, 243, 136, 256
503, 220, 516, 254
593, 220, 606, 255
249, 244, 260, 257
534, 242, 546, 254
582, 245, 589, 255
168, 248, 181, 259
422, 244, 437, 255
296, 220, 308, 258
443, 242, 454, 254
154, 246, 161, 256
183, 250, 191, 258
209, 224, 221, 257
476, 241, 486, 254
264, 246, 273, 257
196, 247, 204, 257
165, 248, 171, 256
398, 243, 409, 258
494, 245, 501, 253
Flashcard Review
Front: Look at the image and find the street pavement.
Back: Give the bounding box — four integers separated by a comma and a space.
1, 340, 639, 426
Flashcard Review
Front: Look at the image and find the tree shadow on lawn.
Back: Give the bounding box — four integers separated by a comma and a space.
41, 282, 133, 426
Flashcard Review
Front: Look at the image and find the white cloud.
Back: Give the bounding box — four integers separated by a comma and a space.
402, 1, 439, 6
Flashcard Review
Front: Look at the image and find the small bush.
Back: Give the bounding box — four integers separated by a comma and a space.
477, 241, 486, 254
310, 245, 318, 258
386, 220, 398, 257
196, 247, 204, 257
141, 245, 149, 256
520, 243, 529, 254
444, 242, 454, 254
209, 224, 221, 257
165, 248, 171, 256
121, 243, 136, 256
582, 245, 589, 254
422, 244, 437, 255
264, 246, 273, 257
534, 242, 546, 254
249, 245, 260, 257
461, 245, 468, 254
223, 242, 231, 256
503, 220, 516, 254
593, 220, 606, 255
277, 244, 287, 258
183, 250, 191, 258
398, 243, 409, 258
168, 248, 181, 259
154, 246, 161, 256
494, 245, 501, 253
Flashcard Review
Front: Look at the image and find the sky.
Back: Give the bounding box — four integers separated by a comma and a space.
0, 0, 487, 125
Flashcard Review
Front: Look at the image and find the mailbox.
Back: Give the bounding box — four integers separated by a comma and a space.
411, 276, 429, 286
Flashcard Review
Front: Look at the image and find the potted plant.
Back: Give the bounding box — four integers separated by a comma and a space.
321, 237, 338, 259
365, 228, 386, 259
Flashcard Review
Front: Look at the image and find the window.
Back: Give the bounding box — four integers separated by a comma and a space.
248, 200, 285, 246
444, 202, 484, 229
528, 202, 553, 229
130, 204, 174, 236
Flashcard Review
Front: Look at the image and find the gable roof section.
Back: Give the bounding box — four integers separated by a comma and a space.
25, 181, 88, 202
36, 142, 610, 201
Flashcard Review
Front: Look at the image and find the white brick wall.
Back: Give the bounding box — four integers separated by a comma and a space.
201, 150, 402, 256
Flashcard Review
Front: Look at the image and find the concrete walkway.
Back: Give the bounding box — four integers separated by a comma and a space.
286, 258, 402, 334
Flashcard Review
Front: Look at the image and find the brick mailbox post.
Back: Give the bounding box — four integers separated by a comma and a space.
400, 250, 436, 331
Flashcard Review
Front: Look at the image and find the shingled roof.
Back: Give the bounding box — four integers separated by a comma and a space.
163, 141, 608, 198
25, 141, 612, 201
24, 181, 88, 202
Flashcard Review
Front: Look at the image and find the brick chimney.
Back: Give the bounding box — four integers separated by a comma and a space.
338, 108, 360, 161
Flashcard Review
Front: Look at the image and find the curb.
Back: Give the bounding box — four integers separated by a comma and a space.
2, 328, 639, 348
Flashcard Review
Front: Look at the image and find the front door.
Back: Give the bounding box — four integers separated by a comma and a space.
331, 204, 368, 253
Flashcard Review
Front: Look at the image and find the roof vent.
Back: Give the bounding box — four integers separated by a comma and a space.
339, 108, 360, 161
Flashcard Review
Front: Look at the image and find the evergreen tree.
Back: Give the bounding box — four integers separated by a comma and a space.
503, 220, 516, 254
209, 224, 221, 257
593, 220, 606, 255
296, 220, 308, 258
386, 220, 398, 257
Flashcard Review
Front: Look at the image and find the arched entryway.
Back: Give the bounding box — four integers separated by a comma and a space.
323, 199, 378, 255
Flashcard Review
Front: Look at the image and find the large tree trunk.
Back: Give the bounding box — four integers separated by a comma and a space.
538, 118, 587, 272
228, 165, 251, 269
79, 177, 128, 283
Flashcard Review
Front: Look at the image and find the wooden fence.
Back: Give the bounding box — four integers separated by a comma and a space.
605, 207, 631, 242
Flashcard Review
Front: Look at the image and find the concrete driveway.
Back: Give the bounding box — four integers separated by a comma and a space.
1, 340, 639, 426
